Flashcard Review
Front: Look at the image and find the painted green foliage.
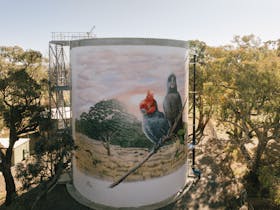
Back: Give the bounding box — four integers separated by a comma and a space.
76, 99, 153, 148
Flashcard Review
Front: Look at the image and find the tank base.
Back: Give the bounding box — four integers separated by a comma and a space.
66, 178, 194, 210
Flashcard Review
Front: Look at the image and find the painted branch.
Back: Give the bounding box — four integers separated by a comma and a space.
109, 99, 187, 188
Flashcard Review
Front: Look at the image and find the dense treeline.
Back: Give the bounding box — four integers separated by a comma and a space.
189, 35, 280, 206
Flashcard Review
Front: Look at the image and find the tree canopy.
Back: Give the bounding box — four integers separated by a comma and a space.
189, 35, 280, 206
0, 46, 47, 205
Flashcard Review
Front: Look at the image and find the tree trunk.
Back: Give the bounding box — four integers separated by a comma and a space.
102, 140, 111, 156
238, 141, 252, 163
2, 159, 16, 206
251, 138, 267, 175
106, 141, 111, 156
3, 119, 18, 206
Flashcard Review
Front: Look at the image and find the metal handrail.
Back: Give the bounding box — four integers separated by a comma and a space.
51, 32, 95, 41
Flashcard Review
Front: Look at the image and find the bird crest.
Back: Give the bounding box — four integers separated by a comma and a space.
140, 90, 157, 114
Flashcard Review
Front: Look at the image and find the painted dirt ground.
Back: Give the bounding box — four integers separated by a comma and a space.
74, 132, 187, 182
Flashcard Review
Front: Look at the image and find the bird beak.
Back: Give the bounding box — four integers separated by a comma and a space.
140, 108, 147, 114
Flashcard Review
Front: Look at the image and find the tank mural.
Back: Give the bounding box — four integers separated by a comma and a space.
71, 38, 189, 208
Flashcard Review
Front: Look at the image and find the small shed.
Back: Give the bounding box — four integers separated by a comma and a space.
0, 138, 30, 166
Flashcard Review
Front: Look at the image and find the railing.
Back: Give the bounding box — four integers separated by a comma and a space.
51, 32, 95, 41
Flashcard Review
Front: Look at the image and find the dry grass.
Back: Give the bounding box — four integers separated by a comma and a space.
75, 132, 187, 182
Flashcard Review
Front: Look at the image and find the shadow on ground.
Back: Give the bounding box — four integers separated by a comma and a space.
3, 122, 278, 209
0, 185, 91, 210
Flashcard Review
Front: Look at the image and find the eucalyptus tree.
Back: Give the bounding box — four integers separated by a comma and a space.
188, 40, 223, 141
215, 35, 280, 176
0, 46, 46, 205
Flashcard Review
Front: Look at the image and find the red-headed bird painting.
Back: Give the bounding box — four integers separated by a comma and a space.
139, 91, 169, 146
72, 44, 188, 181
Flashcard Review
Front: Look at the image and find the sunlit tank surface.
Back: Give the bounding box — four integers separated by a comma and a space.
70, 38, 189, 209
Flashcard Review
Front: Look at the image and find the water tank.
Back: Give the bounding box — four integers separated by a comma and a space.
70, 38, 189, 209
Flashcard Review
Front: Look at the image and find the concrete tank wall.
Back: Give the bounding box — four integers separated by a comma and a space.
71, 38, 189, 208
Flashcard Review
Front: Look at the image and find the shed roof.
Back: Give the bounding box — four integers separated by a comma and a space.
0, 138, 29, 149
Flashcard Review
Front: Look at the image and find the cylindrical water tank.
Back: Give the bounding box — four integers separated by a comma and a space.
70, 38, 189, 209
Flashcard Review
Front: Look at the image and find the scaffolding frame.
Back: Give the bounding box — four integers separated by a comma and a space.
48, 41, 71, 130
48, 32, 95, 131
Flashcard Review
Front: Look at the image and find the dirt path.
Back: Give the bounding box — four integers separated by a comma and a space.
161, 120, 246, 210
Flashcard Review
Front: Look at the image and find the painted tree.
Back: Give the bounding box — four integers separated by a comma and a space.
77, 99, 127, 155
76, 99, 151, 154
0, 46, 45, 205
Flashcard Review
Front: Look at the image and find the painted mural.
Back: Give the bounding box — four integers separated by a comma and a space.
72, 45, 188, 182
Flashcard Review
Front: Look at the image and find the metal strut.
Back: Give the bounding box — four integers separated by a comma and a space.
192, 54, 196, 168
192, 54, 201, 180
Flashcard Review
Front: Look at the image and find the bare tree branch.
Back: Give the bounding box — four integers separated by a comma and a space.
17, 124, 39, 136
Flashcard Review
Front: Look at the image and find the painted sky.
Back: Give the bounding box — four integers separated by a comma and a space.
71, 45, 187, 120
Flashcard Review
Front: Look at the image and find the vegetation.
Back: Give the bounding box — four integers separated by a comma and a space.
0, 46, 47, 205
15, 128, 74, 191
189, 35, 280, 207
76, 99, 152, 154
188, 40, 222, 141
0, 35, 280, 208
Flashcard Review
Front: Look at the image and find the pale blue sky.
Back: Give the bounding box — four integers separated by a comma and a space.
1, 0, 280, 55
